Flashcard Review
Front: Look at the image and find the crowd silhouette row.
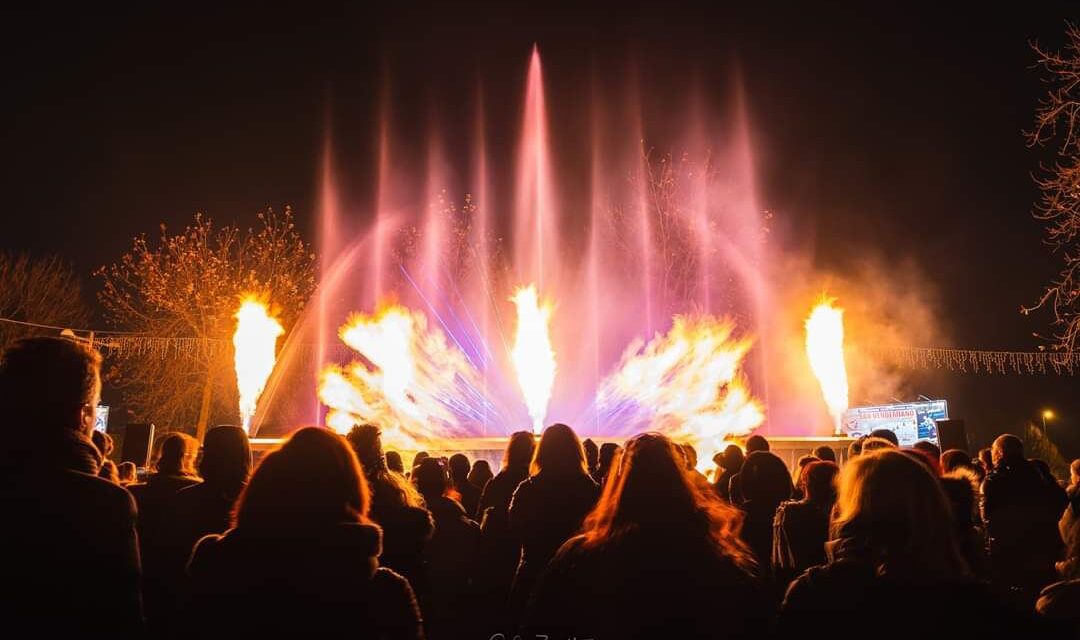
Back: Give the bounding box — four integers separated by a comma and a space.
2, 336, 1079, 638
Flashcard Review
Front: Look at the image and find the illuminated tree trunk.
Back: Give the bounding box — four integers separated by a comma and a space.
196, 372, 212, 442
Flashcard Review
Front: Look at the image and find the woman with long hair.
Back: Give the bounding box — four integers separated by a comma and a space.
779, 449, 1031, 636
507, 424, 599, 623
186, 427, 423, 639
524, 433, 769, 639
772, 461, 839, 586
737, 450, 793, 570
345, 424, 432, 594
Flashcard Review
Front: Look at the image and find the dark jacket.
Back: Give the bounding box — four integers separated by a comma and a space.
982, 459, 1067, 591
714, 467, 738, 502
779, 555, 1035, 636
525, 532, 772, 640
0, 431, 143, 636
772, 499, 831, 582
475, 466, 530, 621
508, 472, 599, 617
129, 471, 202, 630
421, 494, 481, 638
452, 478, 481, 520
187, 523, 423, 639
737, 452, 793, 570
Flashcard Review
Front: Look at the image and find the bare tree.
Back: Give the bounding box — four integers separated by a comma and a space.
97, 207, 316, 438
1022, 422, 1070, 481
1024, 23, 1080, 351
0, 253, 89, 351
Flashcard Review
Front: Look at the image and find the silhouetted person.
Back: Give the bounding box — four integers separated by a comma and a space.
172, 427, 250, 531
0, 337, 142, 635
902, 446, 941, 476
812, 445, 836, 463
145, 425, 251, 633
415, 457, 481, 638
346, 424, 433, 593
913, 439, 941, 460
583, 437, 599, 477
412, 451, 430, 475
847, 435, 866, 459
791, 454, 819, 500
468, 459, 493, 493
729, 435, 771, 504
868, 428, 900, 447
130, 431, 202, 632
779, 450, 1032, 637
386, 450, 406, 475
982, 434, 1067, 606
594, 441, 621, 486
508, 424, 600, 623
680, 442, 710, 487
187, 427, 423, 639
524, 433, 771, 639
941, 448, 977, 475
117, 460, 137, 485
773, 461, 839, 585
941, 468, 988, 580
449, 453, 481, 519
713, 444, 745, 502
737, 451, 793, 570
476, 431, 535, 620
978, 447, 994, 475
861, 436, 898, 453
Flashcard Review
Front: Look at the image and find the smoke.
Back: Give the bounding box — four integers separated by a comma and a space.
761, 250, 948, 436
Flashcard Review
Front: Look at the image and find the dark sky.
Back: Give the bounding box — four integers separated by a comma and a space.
3, 2, 1079, 456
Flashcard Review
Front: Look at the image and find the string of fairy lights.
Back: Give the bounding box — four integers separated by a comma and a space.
2, 315, 1079, 374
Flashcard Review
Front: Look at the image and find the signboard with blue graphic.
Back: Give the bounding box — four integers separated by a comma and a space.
841, 400, 948, 446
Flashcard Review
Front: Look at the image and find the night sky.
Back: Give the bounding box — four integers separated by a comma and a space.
3, 3, 1079, 456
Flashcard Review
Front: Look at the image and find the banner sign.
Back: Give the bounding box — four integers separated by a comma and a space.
841, 400, 948, 446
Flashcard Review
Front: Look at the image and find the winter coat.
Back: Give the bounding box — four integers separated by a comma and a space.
0, 430, 143, 636
187, 523, 423, 639
524, 531, 772, 640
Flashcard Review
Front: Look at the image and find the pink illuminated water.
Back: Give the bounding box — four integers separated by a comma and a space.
252, 46, 775, 439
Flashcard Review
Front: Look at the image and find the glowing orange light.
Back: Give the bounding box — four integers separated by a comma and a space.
510, 285, 557, 434
805, 298, 849, 434
233, 297, 284, 432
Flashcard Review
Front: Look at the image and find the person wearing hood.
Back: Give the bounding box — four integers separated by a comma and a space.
779, 449, 1033, 636
186, 427, 423, 638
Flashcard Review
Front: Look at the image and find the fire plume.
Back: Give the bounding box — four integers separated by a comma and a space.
597, 316, 764, 471
805, 298, 849, 434
510, 285, 557, 434
318, 305, 482, 450
233, 297, 284, 432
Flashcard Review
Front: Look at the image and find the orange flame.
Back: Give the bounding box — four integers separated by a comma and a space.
317, 304, 480, 450
233, 297, 284, 432
510, 285, 557, 434
805, 298, 849, 434
597, 316, 764, 472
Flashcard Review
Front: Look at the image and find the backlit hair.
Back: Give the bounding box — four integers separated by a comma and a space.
235, 427, 370, 531
832, 449, 967, 580
580, 432, 755, 572
531, 423, 589, 477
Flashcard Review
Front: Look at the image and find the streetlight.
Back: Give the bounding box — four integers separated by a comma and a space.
1042, 409, 1055, 434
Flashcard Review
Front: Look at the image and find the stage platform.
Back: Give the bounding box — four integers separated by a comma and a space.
251, 434, 854, 470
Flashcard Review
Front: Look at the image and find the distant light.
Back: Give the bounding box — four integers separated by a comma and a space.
1043, 409, 1055, 420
